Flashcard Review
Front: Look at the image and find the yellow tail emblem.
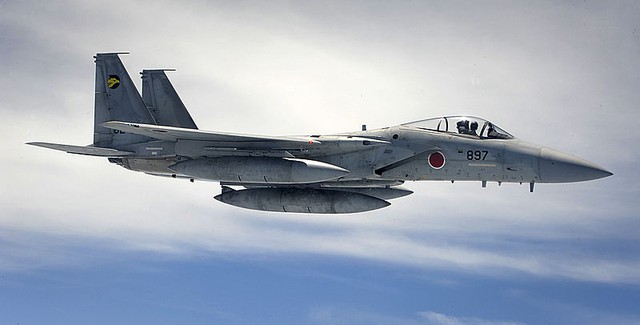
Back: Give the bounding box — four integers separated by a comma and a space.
107, 75, 120, 89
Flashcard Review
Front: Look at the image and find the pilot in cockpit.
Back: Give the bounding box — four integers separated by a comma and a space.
456, 120, 469, 134
469, 121, 478, 136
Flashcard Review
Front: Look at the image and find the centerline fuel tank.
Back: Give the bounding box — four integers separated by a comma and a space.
214, 187, 390, 214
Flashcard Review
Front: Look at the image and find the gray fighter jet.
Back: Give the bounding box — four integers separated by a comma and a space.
28, 53, 613, 214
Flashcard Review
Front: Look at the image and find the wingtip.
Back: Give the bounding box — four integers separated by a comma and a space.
26, 141, 52, 148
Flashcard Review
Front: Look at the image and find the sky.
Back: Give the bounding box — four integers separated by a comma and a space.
1, 0, 640, 324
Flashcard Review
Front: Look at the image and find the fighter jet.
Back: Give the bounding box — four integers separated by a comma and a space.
28, 53, 613, 214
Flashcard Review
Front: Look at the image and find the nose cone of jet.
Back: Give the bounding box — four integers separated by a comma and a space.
539, 148, 613, 183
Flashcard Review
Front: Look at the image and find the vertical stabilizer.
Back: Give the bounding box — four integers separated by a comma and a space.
93, 53, 156, 149
141, 69, 198, 129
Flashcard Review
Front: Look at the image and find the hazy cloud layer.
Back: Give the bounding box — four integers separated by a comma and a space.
1, 0, 639, 292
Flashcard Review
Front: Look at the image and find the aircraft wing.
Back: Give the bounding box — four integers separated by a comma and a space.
101, 121, 319, 147
27, 142, 134, 157
101, 121, 390, 150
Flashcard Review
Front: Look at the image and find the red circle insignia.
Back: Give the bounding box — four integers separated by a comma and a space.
428, 151, 445, 169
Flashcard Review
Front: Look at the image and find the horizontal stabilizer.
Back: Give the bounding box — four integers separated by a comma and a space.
27, 142, 134, 157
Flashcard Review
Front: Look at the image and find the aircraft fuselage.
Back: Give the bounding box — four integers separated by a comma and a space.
110, 123, 608, 188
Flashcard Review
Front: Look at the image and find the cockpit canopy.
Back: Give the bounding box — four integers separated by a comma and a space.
402, 116, 514, 139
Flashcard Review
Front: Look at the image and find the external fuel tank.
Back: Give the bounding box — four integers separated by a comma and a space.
170, 157, 349, 184
214, 187, 390, 214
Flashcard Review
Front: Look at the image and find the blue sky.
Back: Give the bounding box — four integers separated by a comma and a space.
1, 0, 639, 324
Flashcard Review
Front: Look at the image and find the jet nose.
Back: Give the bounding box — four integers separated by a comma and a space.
539, 148, 613, 183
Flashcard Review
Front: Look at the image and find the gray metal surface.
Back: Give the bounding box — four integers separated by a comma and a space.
28, 53, 613, 214
141, 69, 198, 129
214, 186, 391, 214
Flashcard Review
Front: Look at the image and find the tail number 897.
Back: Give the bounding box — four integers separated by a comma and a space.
467, 150, 488, 160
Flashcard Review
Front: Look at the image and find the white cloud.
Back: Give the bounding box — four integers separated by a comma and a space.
306, 307, 526, 325
2, 161, 639, 284
419, 311, 526, 325
1, 0, 639, 289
